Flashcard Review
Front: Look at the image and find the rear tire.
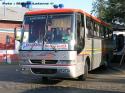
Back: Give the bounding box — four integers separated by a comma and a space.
78, 61, 88, 81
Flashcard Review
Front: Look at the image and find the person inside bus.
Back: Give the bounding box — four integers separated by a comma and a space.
46, 27, 54, 43
57, 27, 63, 41
62, 28, 71, 42
53, 27, 63, 42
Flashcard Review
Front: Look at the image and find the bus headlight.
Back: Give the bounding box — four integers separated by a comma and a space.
58, 69, 70, 73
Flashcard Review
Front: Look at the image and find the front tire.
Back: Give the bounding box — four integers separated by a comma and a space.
78, 62, 88, 81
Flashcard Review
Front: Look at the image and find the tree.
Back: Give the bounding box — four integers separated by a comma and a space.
92, 0, 125, 26
91, 0, 107, 20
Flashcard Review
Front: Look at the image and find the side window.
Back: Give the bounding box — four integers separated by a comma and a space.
99, 25, 104, 38
105, 28, 109, 38
96, 23, 100, 37
86, 17, 91, 30
109, 29, 113, 38
77, 13, 85, 38
93, 22, 98, 36
86, 17, 93, 36
81, 14, 85, 38
103, 27, 106, 38
77, 14, 81, 38
81, 14, 84, 27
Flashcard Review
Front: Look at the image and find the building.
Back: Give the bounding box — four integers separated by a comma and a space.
0, 7, 28, 63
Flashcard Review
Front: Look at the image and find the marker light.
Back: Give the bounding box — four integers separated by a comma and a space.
59, 4, 64, 8
53, 4, 58, 9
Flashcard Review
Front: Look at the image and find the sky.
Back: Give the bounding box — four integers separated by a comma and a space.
0, 0, 94, 13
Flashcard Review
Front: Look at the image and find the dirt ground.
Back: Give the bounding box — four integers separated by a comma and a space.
0, 62, 125, 93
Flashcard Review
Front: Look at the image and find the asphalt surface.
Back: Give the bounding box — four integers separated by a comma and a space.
0, 63, 125, 93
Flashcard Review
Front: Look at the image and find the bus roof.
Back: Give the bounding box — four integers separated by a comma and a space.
25, 8, 110, 27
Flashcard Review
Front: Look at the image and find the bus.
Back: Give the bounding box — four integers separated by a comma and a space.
16, 8, 113, 81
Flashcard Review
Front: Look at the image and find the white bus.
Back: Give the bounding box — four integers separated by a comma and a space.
16, 9, 113, 81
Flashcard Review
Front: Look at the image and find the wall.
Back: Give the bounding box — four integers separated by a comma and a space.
0, 21, 21, 64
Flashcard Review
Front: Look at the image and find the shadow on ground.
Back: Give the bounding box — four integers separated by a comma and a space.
21, 86, 124, 93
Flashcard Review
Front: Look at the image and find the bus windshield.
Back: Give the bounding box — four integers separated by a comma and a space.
21, 14, 75, 50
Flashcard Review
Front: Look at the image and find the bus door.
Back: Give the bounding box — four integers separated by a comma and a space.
76, 13, 85, 59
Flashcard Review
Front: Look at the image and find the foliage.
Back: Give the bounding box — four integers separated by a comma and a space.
92, 0, 125, 26
91, 0, 107, 20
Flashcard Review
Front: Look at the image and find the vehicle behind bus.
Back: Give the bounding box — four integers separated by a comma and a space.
113, 30, 125, 61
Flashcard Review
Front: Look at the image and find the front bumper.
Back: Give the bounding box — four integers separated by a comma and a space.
19, 64, 79, 78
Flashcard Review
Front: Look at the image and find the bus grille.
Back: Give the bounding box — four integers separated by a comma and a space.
30, 60, 58, 64
31, 68, 57, 74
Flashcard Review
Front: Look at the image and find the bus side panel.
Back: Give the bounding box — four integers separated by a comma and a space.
92, 38, 102, 69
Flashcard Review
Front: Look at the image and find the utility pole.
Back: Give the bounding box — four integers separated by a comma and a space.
3, 0, 5, 16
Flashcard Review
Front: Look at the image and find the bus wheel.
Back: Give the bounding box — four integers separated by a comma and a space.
78, 61, 88, 81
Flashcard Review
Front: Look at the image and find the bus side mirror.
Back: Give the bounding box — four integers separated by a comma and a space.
6, 35, 10, 45
14, 26, 21, 42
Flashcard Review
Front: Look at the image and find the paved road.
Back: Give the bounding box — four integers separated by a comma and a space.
0, 64, 125, 93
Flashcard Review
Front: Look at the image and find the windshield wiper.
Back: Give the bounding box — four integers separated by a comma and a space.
50, 44, 57, 52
